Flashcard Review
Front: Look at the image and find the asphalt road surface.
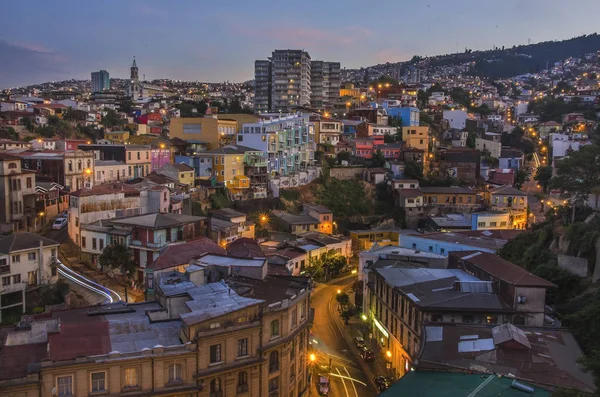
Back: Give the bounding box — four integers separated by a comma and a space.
311, 276, 379, 397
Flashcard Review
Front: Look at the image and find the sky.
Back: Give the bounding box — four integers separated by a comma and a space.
1, 0, 599, 88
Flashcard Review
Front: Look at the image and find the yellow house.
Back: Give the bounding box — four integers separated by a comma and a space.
104, 130, 130, 143
350, 228, 400, 250
172, 163, 195, 186
402, 126, 429, 151
170, 114, 259, 150
198, 146, 247, 187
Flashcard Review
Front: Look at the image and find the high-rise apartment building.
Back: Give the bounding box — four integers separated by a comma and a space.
310, 61, 341, 109
254, 60, 272, 112
91, 70, 110, 92
255, 50, 312, 112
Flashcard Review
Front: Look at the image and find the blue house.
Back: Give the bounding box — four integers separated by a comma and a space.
399, 231, 501, 256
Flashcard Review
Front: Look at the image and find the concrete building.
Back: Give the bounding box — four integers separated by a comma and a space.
310, 60, 341, 109
93, 160, 127, 184
402, 126, 429, 151
254, 59, 272, 112
91, 70, 110, 92
109, 213, 208, 283
0, 233, 59, 322
0, 153, 38, 233
0, 264, 313, 397
443, 109, 468, 130
254, 49, 312, 112
488, 185, 528, 229
154, 163, 195, 186
15, 150, 95, 191
398, 230, 518, 256
239, 113, 315, 176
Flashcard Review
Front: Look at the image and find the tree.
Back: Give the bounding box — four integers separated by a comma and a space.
336, 292, 350, 308
551, 145, 600, 215
466, 132, 477, 148
534, 166, 553, 192
98, 244, 137, 275
371, 149, 385, 167
313, 178, 370, 217
514, 169, 527, 189
21, 117, 35, 132
403, 161, 423, 179
306, 251, 347, 279
101, 109, 124, 128
336, 150, 350, 163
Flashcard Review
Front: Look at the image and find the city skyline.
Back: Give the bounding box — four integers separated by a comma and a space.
1, 0, 600, 88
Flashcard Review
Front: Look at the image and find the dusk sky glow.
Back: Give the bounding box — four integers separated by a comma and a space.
1, 0, 599, 88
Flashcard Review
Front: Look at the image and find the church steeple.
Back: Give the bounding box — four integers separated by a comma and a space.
130, 56, 139, 82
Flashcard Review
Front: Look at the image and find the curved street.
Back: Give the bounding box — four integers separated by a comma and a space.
311, 275, 379, 397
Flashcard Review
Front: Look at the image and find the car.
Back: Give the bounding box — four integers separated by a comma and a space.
52, 217, 67, 230
353, 336, 365, 349
360, 347, 375, 362
317, 375, 330, 396
374, 376, 391, 391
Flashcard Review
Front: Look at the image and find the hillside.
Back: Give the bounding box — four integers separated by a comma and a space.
343, 33, 600, 81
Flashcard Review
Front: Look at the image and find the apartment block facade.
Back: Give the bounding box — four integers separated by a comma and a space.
239, 114, 315, 176
310, 61, 341, 109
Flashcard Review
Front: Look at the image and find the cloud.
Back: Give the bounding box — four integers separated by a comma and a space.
233, 23, 373, 50
0, 39, 69, 88
373, 48, 413, 64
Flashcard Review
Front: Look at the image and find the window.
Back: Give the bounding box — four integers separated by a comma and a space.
92, 238, 97, 250
237, 338, 249, 358
269, 376, 279, 392
91, 372, 106, 392
291, 308, 297, 327
137, 152, 140, 160
78, 160, 82, 171
99, 239, 104, 250
210, 344, 222, 364
26, 177, 32, 189
12, 274, 20, 284
462, 315, 474, 324
237, 371, 249, 393
183, 123, 202, 134
81, 237, 86, 248
270, 319, 280, 338
299, 301, 306, 319
146, 151, 149, 160
68, 161, 73, 172
28, 252, 36, 261
440, 248, 445, 255
431, 314, 443, 322
0, 258, 8, 274
221, 156, 224, 165
168, 363, 183, 383
2, 276, 10, 286
27, 270, 37, 285
75, 217, 79, 227
489, 222, 497, 227
210, 378, 221, 394
56, 375, 73, 396
12, 255, 20, 263
269, 351, 279, 373
428, 246, 433, 252
478, 222, 486, 227
500, 221, 507, 227
124, 368, 138, 388
8, 162, 17, 169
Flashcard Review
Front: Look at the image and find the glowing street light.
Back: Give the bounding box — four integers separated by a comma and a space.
309, 353, 316, 362
386, 351, 392, 358
361, 314, 367, 321
337, 289, 341, 294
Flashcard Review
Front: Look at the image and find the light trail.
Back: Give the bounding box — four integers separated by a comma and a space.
329, 372, 367, 387
344, 366, 359, 397
58, 268, 113, 303
335, 367, 350, 397
57, 261, 122, 301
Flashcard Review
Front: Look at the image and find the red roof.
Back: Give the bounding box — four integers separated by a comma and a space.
450, 251, 556, 288
227, 238, 264, 258
149, 237, 226, 271
47, 309, 111, 361
70, 183, 140, 197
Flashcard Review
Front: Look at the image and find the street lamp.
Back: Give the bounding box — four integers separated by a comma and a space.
386, 351, 392, 358
309, 353, 316, 363
361, 314, 367, 321
337, 289, 341, 294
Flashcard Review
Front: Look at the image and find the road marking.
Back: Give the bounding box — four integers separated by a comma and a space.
344, 366, 360, 397
335, 367, 351, 397
329, 372, 367, 387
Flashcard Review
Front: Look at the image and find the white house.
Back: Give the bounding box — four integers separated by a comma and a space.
0, 233, 60, 322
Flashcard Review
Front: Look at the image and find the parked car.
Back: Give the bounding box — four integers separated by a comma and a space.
360, 347, 375, 362
374, 375, 391, 391
52, 217, 67, 230
353, 336, 365, 349
317, 375, 330, 396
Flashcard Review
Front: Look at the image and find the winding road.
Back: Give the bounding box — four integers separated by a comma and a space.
310, 275, 379, 397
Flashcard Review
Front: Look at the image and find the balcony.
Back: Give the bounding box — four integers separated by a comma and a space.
129, 240, 167, 249
237, 384, 249, 394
